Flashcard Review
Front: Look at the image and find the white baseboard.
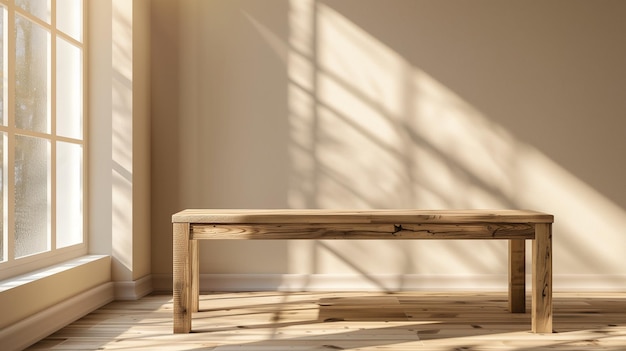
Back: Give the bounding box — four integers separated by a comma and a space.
0, 282, 114, 351
114, 274, 153, 300
152, 273, 626, 292
555, 274, 626, 291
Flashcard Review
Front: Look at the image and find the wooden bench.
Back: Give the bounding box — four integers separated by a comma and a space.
172, 209, 553, 333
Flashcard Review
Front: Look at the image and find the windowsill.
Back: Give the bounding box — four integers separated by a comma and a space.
0, 245, 89, 282
0, 255, 108, 292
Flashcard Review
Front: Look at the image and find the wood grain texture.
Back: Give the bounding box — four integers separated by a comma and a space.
532, 223, 553, 333
172, 222, 192, 333
192, 223, 535, 240
173, 209, 554, 224
508, 239, 526, 313
191, 239, 199, 313
27, 292, 626, 351
172, 209, 554, 334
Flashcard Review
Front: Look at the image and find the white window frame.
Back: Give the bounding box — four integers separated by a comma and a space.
0, 0, 87, 281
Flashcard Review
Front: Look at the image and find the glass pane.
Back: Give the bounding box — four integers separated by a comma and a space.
15, 14, 50, 134
0, 7, 5, 126
56, 37, 82, 139
57, 0, 82, 42
16, 0, 51, 24
14, 135, 50, 258
56, 141, 82, 248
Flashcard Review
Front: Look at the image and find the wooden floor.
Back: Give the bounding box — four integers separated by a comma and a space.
27, 291, 626, 350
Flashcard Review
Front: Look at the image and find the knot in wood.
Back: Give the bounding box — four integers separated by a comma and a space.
392, 224, 403, 235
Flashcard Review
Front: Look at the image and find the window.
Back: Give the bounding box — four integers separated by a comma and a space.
0, 0, 85, 280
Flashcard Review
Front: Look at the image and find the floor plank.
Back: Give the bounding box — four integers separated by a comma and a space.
25, 291, 626, 350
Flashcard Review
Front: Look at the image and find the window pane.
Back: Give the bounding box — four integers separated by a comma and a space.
15, 14, 50, 134
57, 38, 82, 139
14, 135, 50, 258
16, 0, 51, 24
57, 0, 82, 42
56, 141, 82, 248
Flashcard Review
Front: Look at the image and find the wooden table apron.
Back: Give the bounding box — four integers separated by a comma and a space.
172, 210, 553, 334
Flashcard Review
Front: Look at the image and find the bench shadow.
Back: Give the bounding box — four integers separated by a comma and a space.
190, 292, 626, 350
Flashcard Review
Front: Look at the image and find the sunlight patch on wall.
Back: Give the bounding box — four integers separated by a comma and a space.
111, 0, 133, 279
314, 4, 524, 210
236, 0, 626, 278
515, 144, 626, 274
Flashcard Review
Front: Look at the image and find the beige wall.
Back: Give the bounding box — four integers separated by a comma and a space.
151, 0, 626, 289
91, 0, 151, 289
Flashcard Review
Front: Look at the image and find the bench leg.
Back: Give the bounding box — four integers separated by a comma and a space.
532, 223, 553, 333
173, 222, 192, 333
191, 239, 200, 312
508, 239, 526, 313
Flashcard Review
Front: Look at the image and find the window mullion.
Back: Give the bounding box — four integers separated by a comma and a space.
5, 0, 15, 262
50, 0, 56, 251
81, 0, 87, 249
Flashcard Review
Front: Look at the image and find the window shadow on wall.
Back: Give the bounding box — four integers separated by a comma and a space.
244, 0, 626, 288
161, 0, 626, 290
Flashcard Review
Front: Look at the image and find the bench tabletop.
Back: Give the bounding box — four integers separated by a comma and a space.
172, 209, 553, 224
